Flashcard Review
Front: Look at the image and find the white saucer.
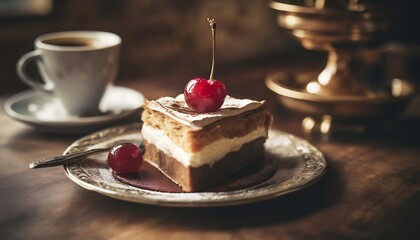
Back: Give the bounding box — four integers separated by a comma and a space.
4, 86, 145, 134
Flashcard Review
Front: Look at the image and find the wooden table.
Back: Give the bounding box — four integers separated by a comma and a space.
1, 57, 419, 240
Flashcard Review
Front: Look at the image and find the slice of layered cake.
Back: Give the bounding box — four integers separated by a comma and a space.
141, 95, 272, 192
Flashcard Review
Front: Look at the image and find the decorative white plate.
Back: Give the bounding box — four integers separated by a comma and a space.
63, 123, 327, 207
4, 86, 144, 134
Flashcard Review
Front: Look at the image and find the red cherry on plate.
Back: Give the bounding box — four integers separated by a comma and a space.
107, 143, 143, 174
184, 78, 227, 113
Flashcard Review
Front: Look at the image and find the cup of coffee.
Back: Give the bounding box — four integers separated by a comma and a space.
17, 31, 121, 116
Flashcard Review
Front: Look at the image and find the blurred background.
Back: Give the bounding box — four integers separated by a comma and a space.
1, 0, 419, 95
0, 0, 299, 94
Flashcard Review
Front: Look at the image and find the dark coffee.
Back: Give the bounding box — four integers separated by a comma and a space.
42, 37, 95, 47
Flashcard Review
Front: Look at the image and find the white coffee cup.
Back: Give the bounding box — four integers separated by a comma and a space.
17, 31, 121, 116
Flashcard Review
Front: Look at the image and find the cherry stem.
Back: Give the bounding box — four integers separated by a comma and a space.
207, 18, 216, 80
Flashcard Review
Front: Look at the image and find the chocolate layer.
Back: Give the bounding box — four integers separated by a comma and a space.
143, 137, 266, 192
113, 157, 276, 193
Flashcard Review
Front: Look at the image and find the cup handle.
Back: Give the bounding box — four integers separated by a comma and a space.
16, 50, 53, 93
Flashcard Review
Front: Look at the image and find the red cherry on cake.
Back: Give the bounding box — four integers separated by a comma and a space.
107, 143, 143, 174
184, 18, 226, 113
184, 78, 226, 113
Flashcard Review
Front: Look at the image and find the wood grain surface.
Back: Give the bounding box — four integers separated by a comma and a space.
1, 57, 419, 240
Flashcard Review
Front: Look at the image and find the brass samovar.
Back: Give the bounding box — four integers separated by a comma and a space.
266, 0, 416, 133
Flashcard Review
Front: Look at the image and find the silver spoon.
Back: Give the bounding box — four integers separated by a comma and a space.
29, 147, 111, 169
29, 143, 145, 169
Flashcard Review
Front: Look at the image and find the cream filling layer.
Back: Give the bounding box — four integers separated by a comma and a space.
141, 124, 267, 168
